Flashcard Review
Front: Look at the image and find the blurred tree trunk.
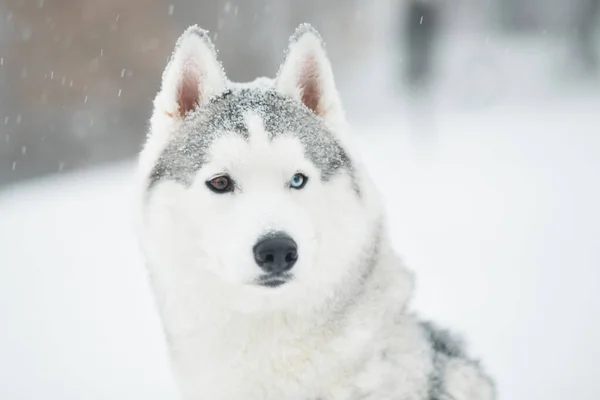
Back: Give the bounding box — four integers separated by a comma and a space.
402, 0, 440, 92
573, 0, 600, 72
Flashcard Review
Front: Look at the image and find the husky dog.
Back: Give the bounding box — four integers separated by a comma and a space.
137, 24, 495, 400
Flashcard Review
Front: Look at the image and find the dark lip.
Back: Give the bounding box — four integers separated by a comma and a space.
259, 279, 287, 288
256, 273, 293, 288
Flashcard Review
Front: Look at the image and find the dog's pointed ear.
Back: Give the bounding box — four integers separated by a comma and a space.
155, 25, 226, 120
276, 24, 345, 127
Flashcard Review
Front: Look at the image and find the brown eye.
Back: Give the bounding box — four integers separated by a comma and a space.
206, 175, 234, 193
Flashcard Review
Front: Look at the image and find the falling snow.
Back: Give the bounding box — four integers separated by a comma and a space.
21, 27, 32, 41
0, 3, 599, 400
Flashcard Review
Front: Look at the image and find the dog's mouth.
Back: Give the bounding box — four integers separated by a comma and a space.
256, 273, 293, 288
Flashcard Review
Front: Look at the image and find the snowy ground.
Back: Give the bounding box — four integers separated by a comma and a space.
1, 32, 600, 399
354, 95, 600, 400
1, 92, 599, 399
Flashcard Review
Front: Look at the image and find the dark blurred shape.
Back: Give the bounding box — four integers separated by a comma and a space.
403, 0, 440, 93
573, 0, 600, 73
498, 0, 539, 31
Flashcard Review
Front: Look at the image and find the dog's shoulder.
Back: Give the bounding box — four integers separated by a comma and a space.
419, 320, 496, 400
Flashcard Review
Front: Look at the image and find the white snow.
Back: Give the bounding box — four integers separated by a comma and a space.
1, 93, 599, 399
353, 95, 600, 400
0, 163, 178, 400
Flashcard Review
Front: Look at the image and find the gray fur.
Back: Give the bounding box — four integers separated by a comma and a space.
421, 321, 465, 360
420, 321, 495, 400
148, 87, 354, 191
421, 321, 462, 400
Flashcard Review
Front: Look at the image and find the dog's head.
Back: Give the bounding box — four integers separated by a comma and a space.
138, 25, 383, 312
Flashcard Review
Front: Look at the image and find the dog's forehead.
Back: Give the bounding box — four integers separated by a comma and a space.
148, 87, 353, 189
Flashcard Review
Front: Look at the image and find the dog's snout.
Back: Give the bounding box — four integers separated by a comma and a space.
253, 232, 298, 274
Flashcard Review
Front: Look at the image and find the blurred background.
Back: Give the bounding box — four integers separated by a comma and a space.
0, 0, 599, 399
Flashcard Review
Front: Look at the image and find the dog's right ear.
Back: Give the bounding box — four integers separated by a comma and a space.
276, 24, 345, 130
154, 26, 226, 120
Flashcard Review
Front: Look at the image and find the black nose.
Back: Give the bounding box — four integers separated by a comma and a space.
253, 232, 298, 274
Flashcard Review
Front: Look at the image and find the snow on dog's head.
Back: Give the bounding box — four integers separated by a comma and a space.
138, 24, 383, 314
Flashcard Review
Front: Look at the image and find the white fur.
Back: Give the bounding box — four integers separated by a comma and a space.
442, 359, 496, 400
136, 25, 494, 400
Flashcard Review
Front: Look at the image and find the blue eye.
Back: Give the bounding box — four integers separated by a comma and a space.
290, 173, 308, 190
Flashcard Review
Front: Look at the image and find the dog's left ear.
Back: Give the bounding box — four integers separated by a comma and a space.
276, 24, 345, 128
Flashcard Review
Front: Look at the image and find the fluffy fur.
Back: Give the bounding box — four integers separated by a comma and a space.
136, 24, 495, 400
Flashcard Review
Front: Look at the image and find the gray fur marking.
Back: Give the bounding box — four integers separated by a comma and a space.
421, 321, 496, 400
148, 88, 354, 191
421, 321, 465, 359
420, 321, 465, 400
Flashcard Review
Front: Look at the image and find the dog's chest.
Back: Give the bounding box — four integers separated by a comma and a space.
167, 312, 434, 400
171, 333, 337, 399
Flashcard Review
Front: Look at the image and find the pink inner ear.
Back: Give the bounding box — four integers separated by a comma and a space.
177, 62, 202, 117
299, 55, 322, 116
